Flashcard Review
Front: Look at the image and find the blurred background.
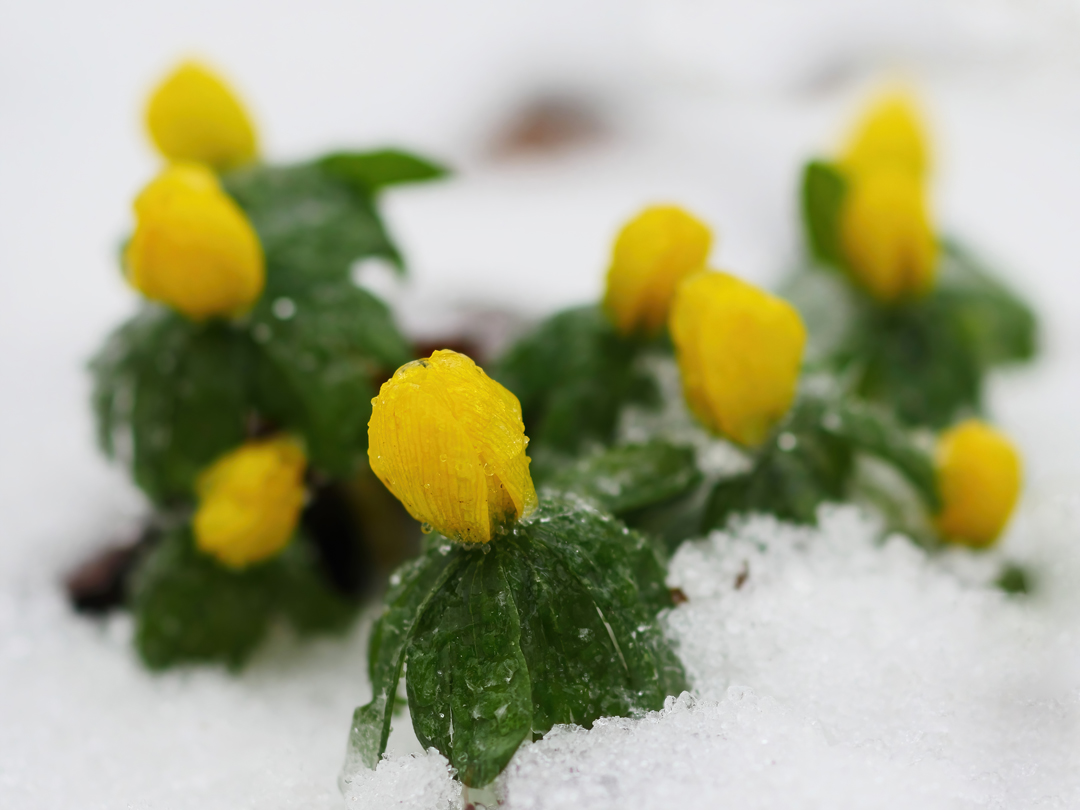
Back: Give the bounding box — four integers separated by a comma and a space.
3, 1, 1080, 805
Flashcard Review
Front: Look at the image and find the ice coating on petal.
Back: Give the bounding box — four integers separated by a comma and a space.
193, 436, 307, 568
369, 350, 536, 543
670, 271, 806, 447
146, 60, 258, 170
603, 205, 712, 337
839, 166, 937, 303
125, 163, 265, 320
841, 89, 929, 179
935, 420, 1022, 548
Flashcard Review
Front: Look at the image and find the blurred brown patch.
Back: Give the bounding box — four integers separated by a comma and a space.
489, 95, 607, 160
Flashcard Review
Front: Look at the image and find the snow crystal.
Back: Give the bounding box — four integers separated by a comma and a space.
341, 749, 462, 810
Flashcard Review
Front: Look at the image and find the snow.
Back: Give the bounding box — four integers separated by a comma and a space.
5, 1, 1080, 807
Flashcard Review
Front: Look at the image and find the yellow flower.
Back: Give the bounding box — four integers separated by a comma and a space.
841, 90, 929, 179
145, 61, 258, 170
194, 437, 307, 569
670, 271, 806, 447
603, 205, 713, 337
839, 166, 937, 303
368, 350, 537, 544
934, 420, 1022, 548
125, 163, 265, 319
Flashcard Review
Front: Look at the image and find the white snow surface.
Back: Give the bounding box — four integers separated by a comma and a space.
6, 1, 1080, 808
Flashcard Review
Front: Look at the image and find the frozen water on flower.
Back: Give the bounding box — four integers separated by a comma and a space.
341, 749, 462, 810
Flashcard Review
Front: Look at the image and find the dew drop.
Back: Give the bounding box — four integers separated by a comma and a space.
421, 523, 434, 534
777, 432, 798, 452
272, 297, 297, 320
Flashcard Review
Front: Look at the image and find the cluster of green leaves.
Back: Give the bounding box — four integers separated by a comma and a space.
350, 498, 687, 787
90, 149, 446, 669
797, 161, 1037, 428
92, 149, 446, 504
495, 305, 661, 476
703, 396, 940, 531
132, 526, 356, 670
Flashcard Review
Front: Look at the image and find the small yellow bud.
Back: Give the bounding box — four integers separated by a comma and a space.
670, 271, 806, 447
194, 437, 307, 569
839, 166, 937, 303
145, 61, 258, 170
125, 163, 265, 320
603, 205, 713, 337
934, 420, 1022, 548
841, 90, 929, 179
368, 350, 537, 544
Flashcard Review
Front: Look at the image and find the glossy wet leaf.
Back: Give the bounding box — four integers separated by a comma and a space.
352, 497, 686, 786
319, 149, 449, 195
544, 441, 701, 518
349, 548, 464, 769
407, 550, 534, 787
90, 306, 249, 505
495, 305, 660, 466
222, 162, 402, 287
250, 280, 412, 478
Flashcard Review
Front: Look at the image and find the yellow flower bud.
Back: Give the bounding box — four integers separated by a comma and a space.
603, 205, 713, 337
841, 90, 929, 179
368, 350, 537, 544
125, 163, 265, 320
670, 271, 806, 447
934, 420, 1021, 548
145, 61, 258, 170
194, 437, 307, 569
839, 166, 938, 303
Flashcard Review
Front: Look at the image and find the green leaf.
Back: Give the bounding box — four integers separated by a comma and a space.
249, 281, 412, 478
90, 306, 250, 505
520, 500, 687, 698
801, 160, 848, 267
319, 149, 449, 195
996, 562, 1033, 595
495, 305, 660, 466
406, 550, 534, 787
130, 526, 275, 670
348, 548, 464, 770
849, 295, 983, 428
702, 398, 853, 530
355, 498, 687, 787
222, 163, 402, 288
544, 441, 701, 517
819, 399, 940, 511
936, 240, 1037, 367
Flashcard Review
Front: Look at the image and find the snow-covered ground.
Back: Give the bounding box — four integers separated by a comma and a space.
4, 1, 1080, 807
